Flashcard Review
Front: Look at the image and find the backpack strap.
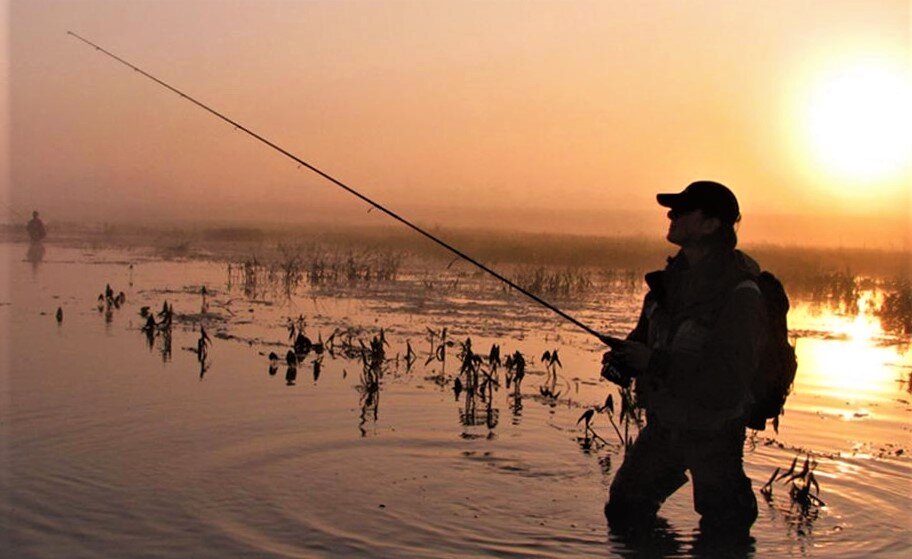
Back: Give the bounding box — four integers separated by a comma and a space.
734, 279, 761, 296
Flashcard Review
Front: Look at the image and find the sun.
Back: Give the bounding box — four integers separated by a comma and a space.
805, 62, 912, 182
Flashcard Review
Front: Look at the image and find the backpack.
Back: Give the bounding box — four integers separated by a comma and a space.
738, 271, 798, 432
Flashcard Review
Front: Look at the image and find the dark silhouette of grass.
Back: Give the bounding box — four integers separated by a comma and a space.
877, 281, 912, 336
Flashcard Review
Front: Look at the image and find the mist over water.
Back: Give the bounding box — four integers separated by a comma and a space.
2, 235, 909, 557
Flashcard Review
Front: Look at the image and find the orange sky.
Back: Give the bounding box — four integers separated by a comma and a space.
2, 0, 910, 248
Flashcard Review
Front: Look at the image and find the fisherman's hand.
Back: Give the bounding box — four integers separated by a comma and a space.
598, 334, 624, 348
605, 340, 652, 376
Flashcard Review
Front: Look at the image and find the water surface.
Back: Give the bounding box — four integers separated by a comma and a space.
2, 242, 910, 558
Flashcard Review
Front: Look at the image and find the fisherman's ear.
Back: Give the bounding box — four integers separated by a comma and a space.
699, 215, 721, 236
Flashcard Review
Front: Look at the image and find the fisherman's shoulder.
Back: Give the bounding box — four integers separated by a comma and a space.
733, 249, 761, 277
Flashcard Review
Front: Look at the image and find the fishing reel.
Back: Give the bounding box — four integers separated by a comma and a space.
600, 352, 636, 388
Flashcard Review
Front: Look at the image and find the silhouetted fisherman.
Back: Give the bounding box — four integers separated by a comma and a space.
142, 313, 157, 333
285, 350, 297, 368
26, 211, 47, 242
268, 352, 279, 376
55, 307, 63, 322
602, 181, 764, 542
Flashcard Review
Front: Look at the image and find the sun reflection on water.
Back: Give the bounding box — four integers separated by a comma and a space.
791, 292, 911, 400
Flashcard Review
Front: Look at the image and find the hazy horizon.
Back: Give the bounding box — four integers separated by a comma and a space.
3, 204, 910, 252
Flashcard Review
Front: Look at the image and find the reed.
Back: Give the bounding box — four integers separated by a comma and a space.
508, 267, 594, 298
877, 280, 912, 336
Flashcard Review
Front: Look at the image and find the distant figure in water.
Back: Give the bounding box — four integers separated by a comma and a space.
25, 212, 47, 269
601, 181, 765, 542
26, 211, 47, 243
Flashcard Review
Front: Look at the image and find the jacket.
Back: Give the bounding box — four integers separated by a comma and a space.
628, 249, 766, 431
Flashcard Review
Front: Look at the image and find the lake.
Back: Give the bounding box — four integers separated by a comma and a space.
1, 240, 909, 558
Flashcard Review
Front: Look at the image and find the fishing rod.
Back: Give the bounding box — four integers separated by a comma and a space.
68, 31, 616, 344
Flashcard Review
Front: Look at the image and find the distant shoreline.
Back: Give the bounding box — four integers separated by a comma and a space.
3, 221, 909, 281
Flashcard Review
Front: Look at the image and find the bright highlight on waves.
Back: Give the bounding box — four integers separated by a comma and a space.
805, 61, 912, 182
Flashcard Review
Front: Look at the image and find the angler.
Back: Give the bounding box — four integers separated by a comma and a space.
602, 181, 767, 541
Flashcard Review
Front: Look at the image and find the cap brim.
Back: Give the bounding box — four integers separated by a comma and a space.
657, 193, 689, 209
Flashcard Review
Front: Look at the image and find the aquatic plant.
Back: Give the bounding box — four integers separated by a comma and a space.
760, 453, 826, 518
454, 341, 499, 431
138, 299, 174, 363
196, 326, 211, 363
539, 350, 563, 400
285, 349, 297, 368
877, 281, 912, 336
312, 355, 323, 383
507, 266, 594, 298
598, 388, 642, 452
277, 245, 305, 295
96, 284, 126, 317
576, 408, 609, 451
459, 385, 499, 431
425, 327, 452, 373
488, 344, 501, 374
155, 301, 173, 331
159, 329, 172, 363
504, 350, 526, 395
294, 331, 313, 356
285, 364, 297, 386
305, 247, 402, 286
354, 330, 391, 436
405, 340, 417, 371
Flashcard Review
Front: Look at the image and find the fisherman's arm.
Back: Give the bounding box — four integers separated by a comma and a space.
600, 294, 652, 382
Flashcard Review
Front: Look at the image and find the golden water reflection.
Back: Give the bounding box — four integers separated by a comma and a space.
790, 300, 911, 400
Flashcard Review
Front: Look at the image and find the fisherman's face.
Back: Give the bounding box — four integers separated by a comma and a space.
666, 208, 720, 247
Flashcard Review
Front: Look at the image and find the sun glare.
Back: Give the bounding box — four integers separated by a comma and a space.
805, 62, 912, 182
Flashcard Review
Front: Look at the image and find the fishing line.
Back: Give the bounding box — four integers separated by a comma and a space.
68, 31, 610, 342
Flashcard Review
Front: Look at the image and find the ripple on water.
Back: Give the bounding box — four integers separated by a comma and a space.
176, 428, 613, 558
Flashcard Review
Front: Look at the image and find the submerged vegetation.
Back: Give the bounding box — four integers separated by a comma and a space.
760, 453, 827, 536
227, 245, 403, 299
509, 267, 594, 298
39, 221, 912, 338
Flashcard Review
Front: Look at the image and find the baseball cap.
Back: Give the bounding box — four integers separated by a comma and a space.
657, 181, 740, 225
